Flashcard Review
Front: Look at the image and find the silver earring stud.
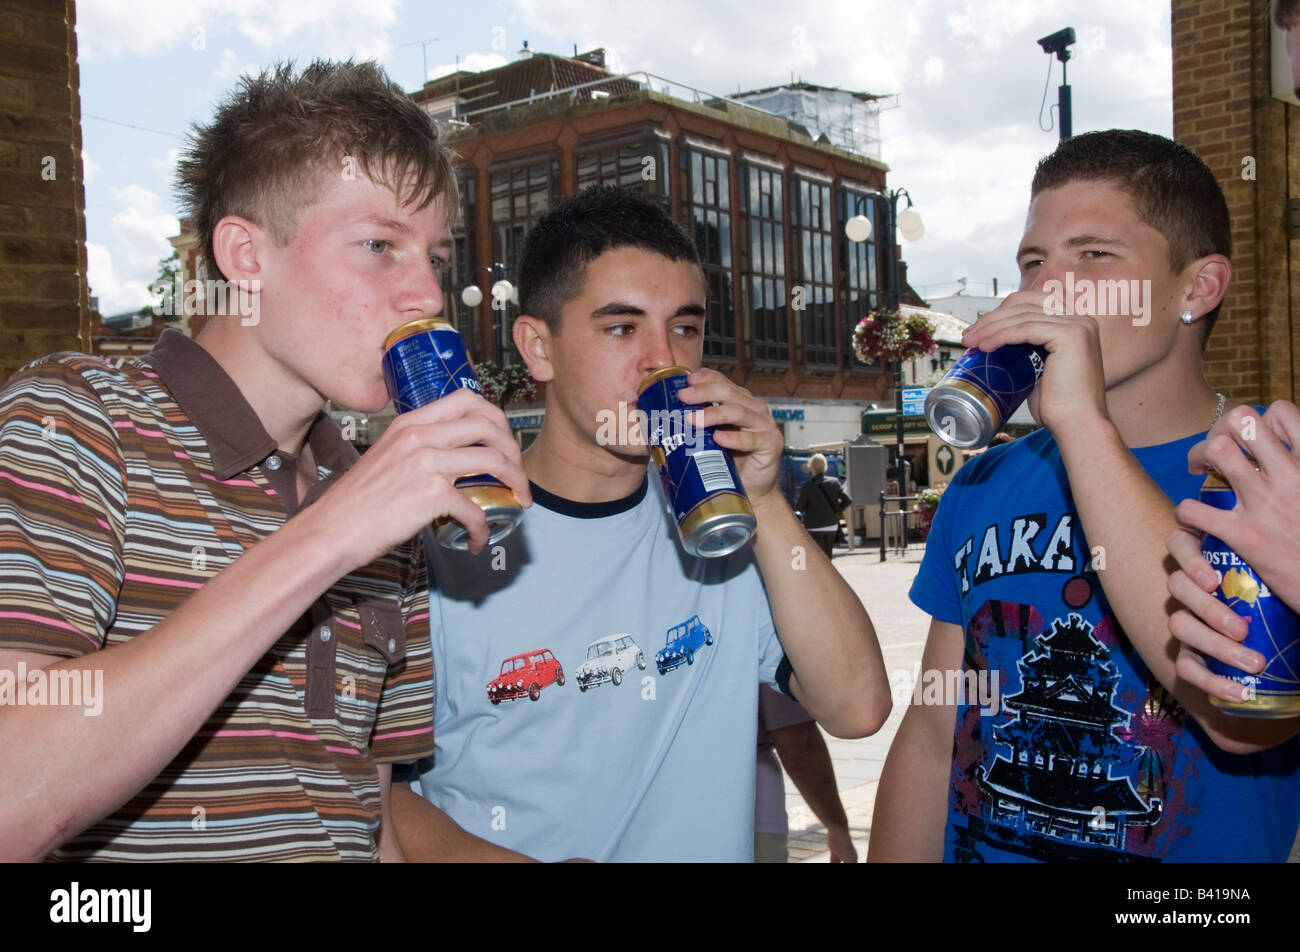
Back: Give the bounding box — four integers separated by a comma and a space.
1180, 310, 1198, 325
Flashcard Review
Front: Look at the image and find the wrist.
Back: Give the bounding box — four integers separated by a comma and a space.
1053, 411, 1121, 456
281, 501, 360, 584
749, 487, 792, 521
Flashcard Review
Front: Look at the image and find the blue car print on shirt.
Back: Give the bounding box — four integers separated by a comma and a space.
655, 615, 714, 675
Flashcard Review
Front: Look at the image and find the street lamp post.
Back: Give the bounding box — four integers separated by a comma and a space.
846, 188, 924, 504
460, 263, 517, 366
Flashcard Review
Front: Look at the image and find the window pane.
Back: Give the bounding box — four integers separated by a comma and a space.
577, 154, 597, 191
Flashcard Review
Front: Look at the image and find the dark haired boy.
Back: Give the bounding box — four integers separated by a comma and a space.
0, 61, 530, 860
394, 186, 890, 862
871, 130, 1300, 862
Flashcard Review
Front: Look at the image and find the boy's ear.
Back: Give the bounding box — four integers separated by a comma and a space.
211, 215, 267, 286
1181, 253, 1231, 321
512, 314, 555, 382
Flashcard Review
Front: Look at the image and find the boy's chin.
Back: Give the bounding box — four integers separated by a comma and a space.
327, 388, 391, 416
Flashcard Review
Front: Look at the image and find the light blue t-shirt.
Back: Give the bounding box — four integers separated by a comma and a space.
910, 427, 1300, 862
408, 469, 785, 862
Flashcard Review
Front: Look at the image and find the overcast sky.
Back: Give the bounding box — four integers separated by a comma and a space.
75, 0, 1173, 315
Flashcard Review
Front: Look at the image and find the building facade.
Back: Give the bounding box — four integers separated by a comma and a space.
1172, 0, 1300, 403
412, 50, 925, 451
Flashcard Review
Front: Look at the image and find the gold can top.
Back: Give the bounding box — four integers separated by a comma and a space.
636, 365, 692, 398
383, 317, 455, 353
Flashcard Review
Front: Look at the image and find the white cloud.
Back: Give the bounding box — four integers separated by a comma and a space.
922, 56, 944, 87
503, 0, 1172, 292
150, 147, 183, 183
81, 150, 99, 187
77, 0, 399, 62
87, 242, 148, 316
214, 47, 260, 81
109, 184, 179, 273
429, 52, 509, 82
86, 186, 180, 314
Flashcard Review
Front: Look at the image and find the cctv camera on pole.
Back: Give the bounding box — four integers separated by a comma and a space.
1038, 27, 1076, 141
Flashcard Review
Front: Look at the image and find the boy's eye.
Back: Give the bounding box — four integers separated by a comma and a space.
1082, 250, 1111, 260
431, 258, 451, 286
607, 324, 634, 336
672, 324, 702, 337
363, 239, 390, 254
1019, 259, 1042, 273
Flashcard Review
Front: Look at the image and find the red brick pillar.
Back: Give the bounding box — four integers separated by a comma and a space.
1172, 0, 1300, 403
0, 0, 89, 381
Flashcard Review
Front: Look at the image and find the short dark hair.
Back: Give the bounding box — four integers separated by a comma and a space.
177, 60, 457, 281
518, 186, 701, 331
1276, 0, 1299, 29
1030, 129, 1231, 338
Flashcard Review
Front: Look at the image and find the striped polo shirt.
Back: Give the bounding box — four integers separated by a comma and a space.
0, 328, 434, 861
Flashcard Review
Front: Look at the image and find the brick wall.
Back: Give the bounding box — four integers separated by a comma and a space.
1173, 0, 1299, 403
0, 0, 87, 383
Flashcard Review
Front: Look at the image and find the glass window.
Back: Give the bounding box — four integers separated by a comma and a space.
681, 147, 735, 359
575, 132, 669, 212
741, 163, 788, 363
839, 186, 880, 365
486, 156, 558, 366
795, 177, 835, 367
443, 167, 478, 355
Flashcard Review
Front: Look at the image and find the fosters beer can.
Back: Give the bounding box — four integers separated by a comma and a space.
636, 367, 756, 558
1199, 470, 1300, 717
381, 317, 522, 550
925, 344, 1047, 448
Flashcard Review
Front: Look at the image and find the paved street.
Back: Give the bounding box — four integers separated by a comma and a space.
779, 546, 1300, 863
782, 546, 927, 863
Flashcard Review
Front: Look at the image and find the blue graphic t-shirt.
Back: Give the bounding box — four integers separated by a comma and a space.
910, 427, 1300, 862
406, 469, 785, 862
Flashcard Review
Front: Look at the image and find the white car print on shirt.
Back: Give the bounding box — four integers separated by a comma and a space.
575, 634, 646, 691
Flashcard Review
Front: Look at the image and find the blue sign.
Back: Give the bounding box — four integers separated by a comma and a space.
770, 408, 805, 422
902, 387, 929, 417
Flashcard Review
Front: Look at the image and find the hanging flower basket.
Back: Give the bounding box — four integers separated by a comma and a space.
852, 308, 937, 366
475, 360, 537, 408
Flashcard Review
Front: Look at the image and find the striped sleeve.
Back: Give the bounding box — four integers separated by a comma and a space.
369, 539, 435, 762
0, 357, 127, 658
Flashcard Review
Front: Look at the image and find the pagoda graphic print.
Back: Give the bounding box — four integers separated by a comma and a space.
972, 612, 1163, 861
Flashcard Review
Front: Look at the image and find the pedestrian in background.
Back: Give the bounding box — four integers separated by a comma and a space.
796, 453, 851, 559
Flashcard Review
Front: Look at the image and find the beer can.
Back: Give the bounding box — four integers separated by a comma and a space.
1199, 470, 1300, 717
925, 344, 1047, 448
381, 317, 522, 550
635, 366, 756, 559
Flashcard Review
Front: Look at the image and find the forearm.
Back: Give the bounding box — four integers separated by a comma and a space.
771, 723, 848, 830
750, 491, 889, 737
0, 506, 355, 861
1057, 418, 1283, 753
869, 707, 952, 862
391, 785, 536, 862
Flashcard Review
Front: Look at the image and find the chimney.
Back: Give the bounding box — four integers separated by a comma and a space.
518, 40, 532, 59
993, 277, 998, 295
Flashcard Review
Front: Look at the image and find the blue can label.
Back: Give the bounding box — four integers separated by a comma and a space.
382, 321, 500, 492
382, 323, 482, 413
635, 372, 747, 525
941, 344, 1047, 425
1200, 480, 1300, 702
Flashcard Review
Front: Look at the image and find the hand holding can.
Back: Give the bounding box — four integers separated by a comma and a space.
382, 318, 524, 550
636, 366, 755, 558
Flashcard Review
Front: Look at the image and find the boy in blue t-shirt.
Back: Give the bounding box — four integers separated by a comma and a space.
389, 187, 892, 861
871, 130, 1300, 862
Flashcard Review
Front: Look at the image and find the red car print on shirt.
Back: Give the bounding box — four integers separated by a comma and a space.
487, 649, 565, 704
